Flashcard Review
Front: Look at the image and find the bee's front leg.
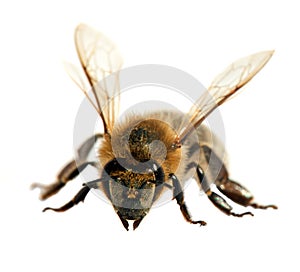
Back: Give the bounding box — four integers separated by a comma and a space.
42, 179, 101, 212
169, 174, 207, 226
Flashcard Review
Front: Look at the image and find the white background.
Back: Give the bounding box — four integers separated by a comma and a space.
0, 0, 299, 271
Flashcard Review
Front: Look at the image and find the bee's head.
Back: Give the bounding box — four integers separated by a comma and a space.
102, 158, 165, 230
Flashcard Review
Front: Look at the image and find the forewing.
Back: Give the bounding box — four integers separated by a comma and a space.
64, 61, 101, 115
74, 24, 123, 133
180, 51, 273, 142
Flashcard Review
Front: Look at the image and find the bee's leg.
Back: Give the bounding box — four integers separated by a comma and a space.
196, 167, 254, 217
200, 145, 277, 211
76, 133, 103, 161
31, 133, 103, 200
216, 178, 278, 210
42, 179, 101, 212
31, 161, 98, 200
169, 174, 207, 226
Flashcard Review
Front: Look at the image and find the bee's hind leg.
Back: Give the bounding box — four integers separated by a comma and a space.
31, 133, 103, 200
196, 167, 254, 217
216, 178, 278, 210
198, 145, 277, 215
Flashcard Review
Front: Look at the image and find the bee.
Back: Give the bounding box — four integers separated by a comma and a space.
31, 24, 277, 231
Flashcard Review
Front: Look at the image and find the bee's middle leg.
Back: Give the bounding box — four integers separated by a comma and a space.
31, 160, 99, 200
31, 134, 102, 200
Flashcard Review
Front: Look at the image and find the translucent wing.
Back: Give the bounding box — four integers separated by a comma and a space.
64, 61, 100, 114
180, 51, 273, 142
68, 24, 123, 134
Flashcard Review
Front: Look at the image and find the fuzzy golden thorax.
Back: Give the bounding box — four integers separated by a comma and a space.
98, 117, 182, 177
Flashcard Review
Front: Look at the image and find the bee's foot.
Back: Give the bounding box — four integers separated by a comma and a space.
231, 211, 254, 217
250, 203, 278, 210
30, 181, 64, 200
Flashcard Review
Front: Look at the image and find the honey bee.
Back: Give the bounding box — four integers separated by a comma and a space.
31, 24, 277, 230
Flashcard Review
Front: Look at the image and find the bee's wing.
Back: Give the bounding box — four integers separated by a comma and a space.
179, 51, 273, 142
64, 61, 101, 114
67, 24, 123, 134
